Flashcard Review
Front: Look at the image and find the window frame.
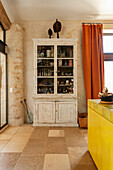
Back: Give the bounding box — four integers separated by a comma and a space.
103, 31, 113, 61
0, 22, 6, 43
0, 22, 8, 130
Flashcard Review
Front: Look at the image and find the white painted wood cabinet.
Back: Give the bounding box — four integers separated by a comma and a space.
56, 102, 76, 123
34, 102, 55, 123
33, 39, 78, 126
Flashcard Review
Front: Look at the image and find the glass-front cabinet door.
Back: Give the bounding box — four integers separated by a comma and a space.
36, 44, 75, 96
57, 46, 74, 94
37, 45, 54, 94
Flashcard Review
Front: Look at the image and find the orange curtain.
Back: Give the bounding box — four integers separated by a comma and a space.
82, 24, 104, 103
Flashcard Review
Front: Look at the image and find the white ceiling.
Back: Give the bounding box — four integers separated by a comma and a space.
2, 0, 113, 22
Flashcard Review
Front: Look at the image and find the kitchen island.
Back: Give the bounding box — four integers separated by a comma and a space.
88, 99, 113, 170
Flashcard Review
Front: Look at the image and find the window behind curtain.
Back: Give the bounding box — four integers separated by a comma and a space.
103, 29, 113, 93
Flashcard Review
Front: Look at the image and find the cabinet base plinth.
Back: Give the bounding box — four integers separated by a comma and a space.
33, 123, 78, 127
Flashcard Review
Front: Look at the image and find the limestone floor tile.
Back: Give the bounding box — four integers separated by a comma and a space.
0, 133, 14, 140
79, 129, 88, 144
26, 138, 47, 146
46, 137, 68, 154
48, 130, 65, 137
68, 147, 94, 165
22, 124, 33, 127
79, 129, 88, 137
84, 136, 88, 144
43, 154, 71, 170
17, 126, 34, 134
1, 134, 30, 153
66, 135, 87, 147
0, 140, 9, 151
22, 145, 46, 157
2, 126, 20, 135
64, 127, 81, 137
71, 164, 97, 170
0, 153, 21, 170
30, 127, 49, 139
22, 139, 47, 156
15, 132, 34, 138
14, 155, 44, 170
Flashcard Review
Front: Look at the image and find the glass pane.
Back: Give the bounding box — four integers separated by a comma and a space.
0, 53, 7, 127
0, 25, 4, 42
57, 78, 74, 94
57, 59, 73, 76
57, 46, 74, 94
37, 46, 54, 58
37, 59, 54, 76
103, 35, 113, 53
103, 29, 113, 33
37, 45, 54, 94
37, 78, 54, 94
104, 61, 113, 93
57, 46, 73, 58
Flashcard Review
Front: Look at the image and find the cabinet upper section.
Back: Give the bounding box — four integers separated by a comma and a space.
33, 39, 77, 98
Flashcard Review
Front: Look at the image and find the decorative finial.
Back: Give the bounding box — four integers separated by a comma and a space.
48, 28, 53, 38
53, 19, 62, 38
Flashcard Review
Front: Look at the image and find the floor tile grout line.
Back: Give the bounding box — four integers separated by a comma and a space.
0, 126, 97, 170
20, 128, 36, 151
0, 127, 21, 152
0, 126, 34, 153
13, 151, 25, 169
14, 127, 47, 169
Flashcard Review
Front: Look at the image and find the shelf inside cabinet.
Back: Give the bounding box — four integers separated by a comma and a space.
58, 84, 73, 87
57, 76, 73, 78
38, 85, 53, 86
57, 58, 73, 59
38, 66, 54, 68
37, 76, 54, 78
58, 66, 73, 68
37, 58, 54, 60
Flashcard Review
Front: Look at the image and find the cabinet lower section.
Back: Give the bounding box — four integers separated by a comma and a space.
33, 100, 78, 127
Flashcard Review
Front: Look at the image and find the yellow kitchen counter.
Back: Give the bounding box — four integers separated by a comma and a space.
88, 99, 113, 170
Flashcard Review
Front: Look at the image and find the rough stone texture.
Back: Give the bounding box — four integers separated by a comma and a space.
0, 53, 6, 126
6, 23, 24, 126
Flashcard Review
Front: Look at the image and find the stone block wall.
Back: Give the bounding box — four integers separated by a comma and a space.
7, 23, 24, 126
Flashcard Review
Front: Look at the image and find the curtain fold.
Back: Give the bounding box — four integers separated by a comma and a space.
82, 24, 104, 103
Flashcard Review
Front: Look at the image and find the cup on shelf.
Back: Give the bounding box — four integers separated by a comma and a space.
50, 62, 54, 66
62, 51, 65, 58
40, 52, 44, 57
66, 80, 69, 84
61, 71, 64, 76
69, 60, 72, 66
47, 50, 51, 57
58, 59, 62, 66
51, 47, 54, 57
